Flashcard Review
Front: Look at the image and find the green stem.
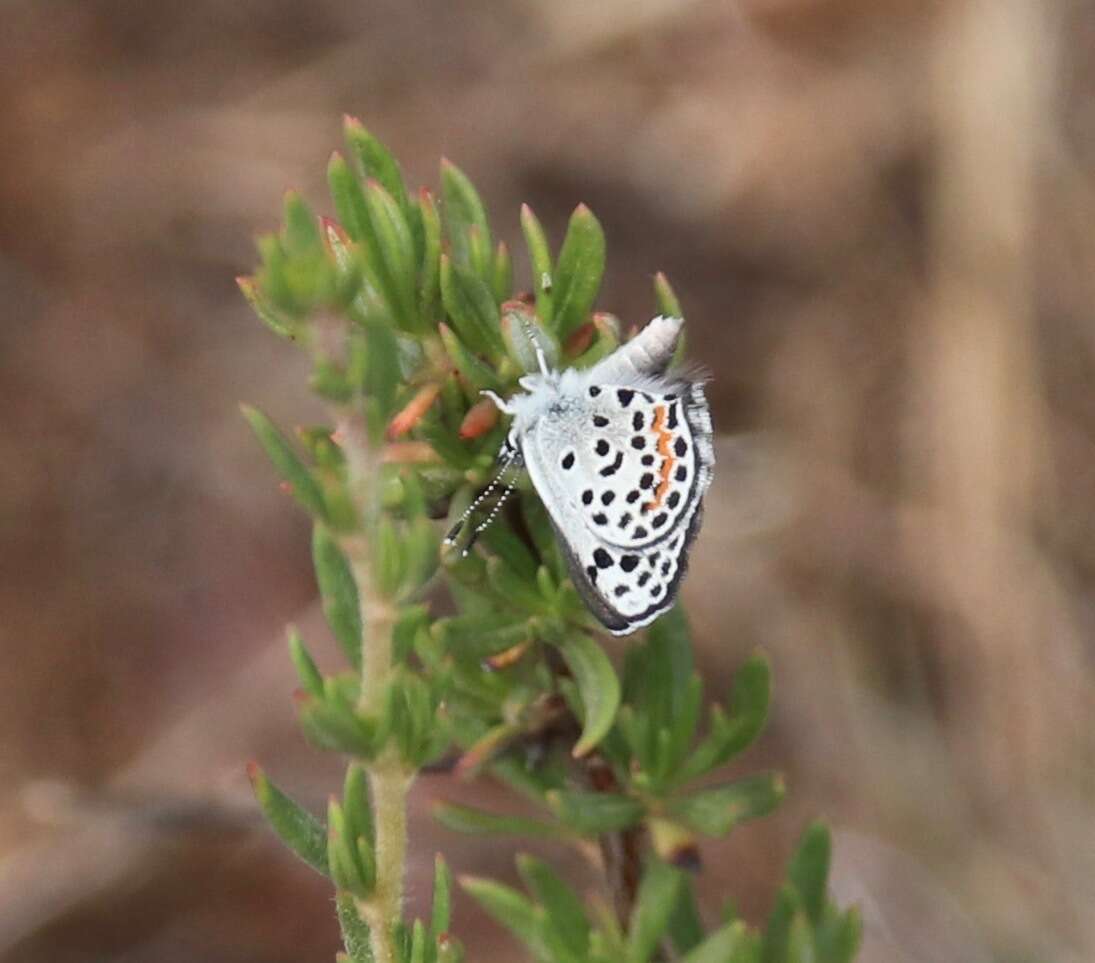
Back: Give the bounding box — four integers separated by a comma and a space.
334, 401, 411, 963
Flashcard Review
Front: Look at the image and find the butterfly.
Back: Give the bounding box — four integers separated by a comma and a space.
447, 316, 714, 635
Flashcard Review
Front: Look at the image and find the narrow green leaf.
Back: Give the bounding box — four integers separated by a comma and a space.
552, 633, 620, 757
440, 256, 506, 361
552, 204, 605, 338
328, 798, 372, 898
343, 764, 375, 849
815, 907, 862, 963
762, 887, 797, 963
653, 272, 683, 319
431, 854, 453, 939
336, 892, 375, 963
364, 179, 421, 333
344, 117, 408, 211
491, 241, 513, 303
248, 763, 329, 876
485, 555, 545, 613
433, 801, 566, 839
666, 875, 705, 955
480, 519, 539, 582
500, 300, 559, 373
282, 191, 322, 256
520, 204, 554, 326
547, 789, 644, 835
788, 822, 830, 925
668, 773, 785, 837
438, 323, 504, 394
328, 153, 372, 249
241, 404, 328, 520
312, 525, 363, 668
288, 627, 324, 698
627, 861, 684, 963
440, 159, 491, 274
409, 919, 427, 963
238, 275, 296, 339
679, 922, 752, 963
374, 515, 406, 599
788, 913, 816, 963
459, 876, 541, 950
418, 189, 442, 318
516, 854, 591, 959
677, 653, 771, 784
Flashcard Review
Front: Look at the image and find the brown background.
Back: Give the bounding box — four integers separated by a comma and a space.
2, 0, 1094, 960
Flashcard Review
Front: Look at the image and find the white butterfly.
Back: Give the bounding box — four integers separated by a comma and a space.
451, 316, 714, 635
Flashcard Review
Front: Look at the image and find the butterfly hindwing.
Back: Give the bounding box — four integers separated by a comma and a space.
521, 376, 713, 633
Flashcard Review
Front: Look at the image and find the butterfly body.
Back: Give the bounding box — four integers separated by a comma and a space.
484, 316, 714, 635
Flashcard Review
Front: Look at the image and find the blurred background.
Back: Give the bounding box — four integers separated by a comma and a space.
3, 0, 1094, 960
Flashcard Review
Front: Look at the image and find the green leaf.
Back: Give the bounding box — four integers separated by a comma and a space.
516, 854, 591, 959
789, 822, 830, 925
374, 515, 406, 599
247, 763, 328, 876
418, 189, 442, 318
288, 626, 324, 698
241, 404, 328, 520
668, 773, 784, 837
552, 204, 605, 338
296, 693, 378, 757
627, 860, 684, 963
460, 876, 541, 950
344, 117, 408, 212
500, 301, 559, 374
282, 191, 322, 256
431, 854, 453, 939
547, 789, 643, 835
433, 801, 567, 839
485, 555, 546, 613
480, 520, 540, 583
815, 907, 862, 963
328, 797, 373, 897
336, 892, 375, 963
312, 525, 363, 668
762, 886, 797, 963
364, 179, 421, 333
666, 875, 705, 955
520, 204, 554, 326
238, 275, 296, 339
491, 241, 513, 303
438, 323, 504, 394
679, 922, 753, 963
552, 633, 620, 757
343, 763, 375, 848
440, 257, 506, 361
409, 919, 428, 963
653, 271, 683, 319
677, 653, 771, 784
440, 158, 491, 274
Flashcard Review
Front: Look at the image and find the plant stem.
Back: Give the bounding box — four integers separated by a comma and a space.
335, 400, 411, 963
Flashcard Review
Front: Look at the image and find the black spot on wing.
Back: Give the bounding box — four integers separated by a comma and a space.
599, 452, 624, 476
617, 389, 634, 406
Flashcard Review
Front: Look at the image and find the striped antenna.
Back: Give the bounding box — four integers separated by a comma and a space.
444, 448, 522, 555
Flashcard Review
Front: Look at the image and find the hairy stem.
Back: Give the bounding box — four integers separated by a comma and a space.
334, 399, 411, 963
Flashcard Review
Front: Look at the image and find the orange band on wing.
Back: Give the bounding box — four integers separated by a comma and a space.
645, 404, 676, 511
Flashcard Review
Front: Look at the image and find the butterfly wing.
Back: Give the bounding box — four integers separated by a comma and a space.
521, 377, 713, 634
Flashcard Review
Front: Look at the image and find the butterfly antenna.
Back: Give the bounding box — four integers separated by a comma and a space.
462, 457, 521, 555
443, 450, 519, 550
